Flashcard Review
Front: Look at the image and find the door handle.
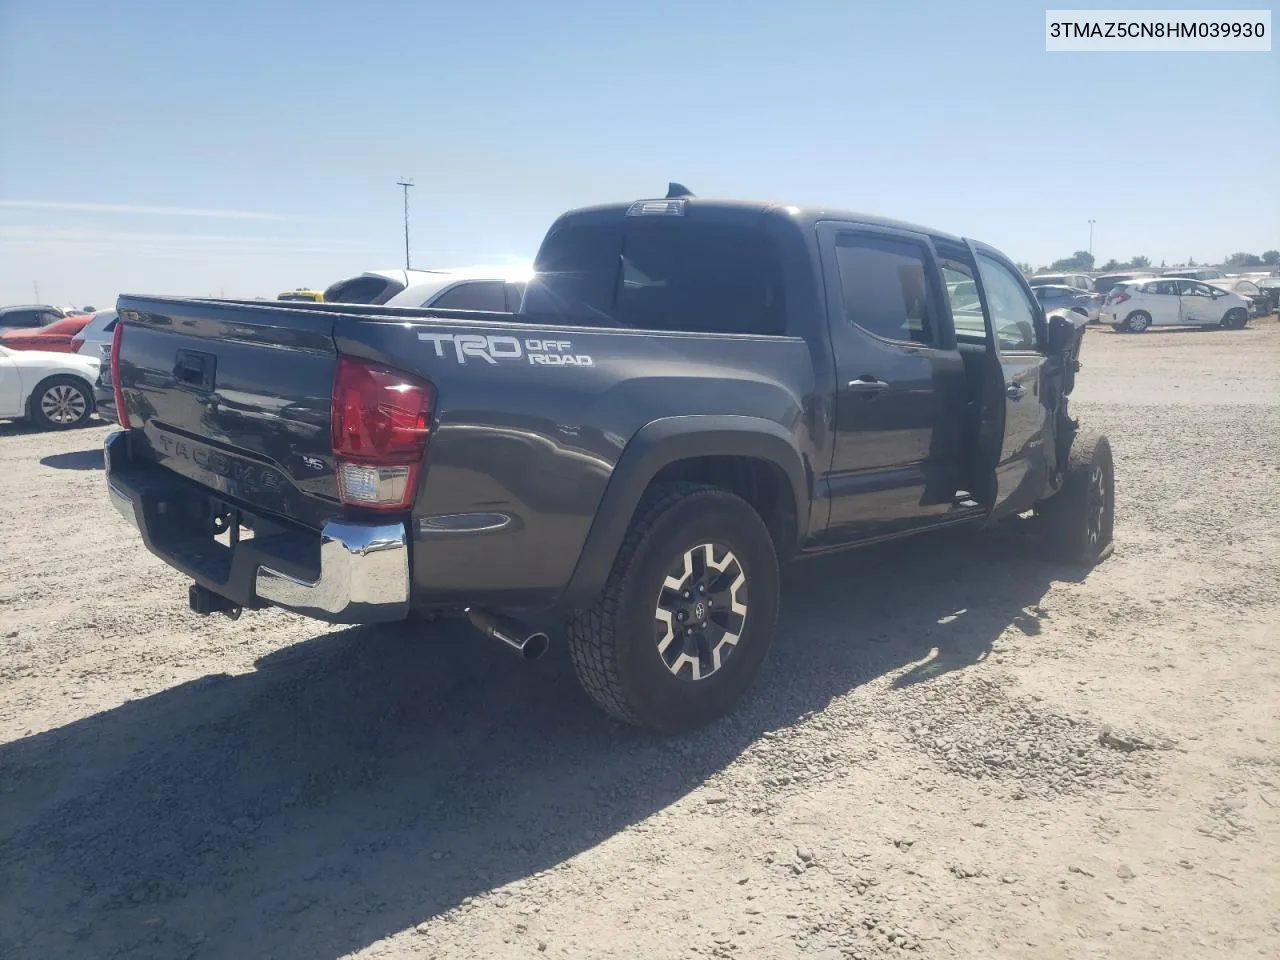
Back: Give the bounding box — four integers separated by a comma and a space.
848, 376, 890, 397
1005, 382, 1025, 401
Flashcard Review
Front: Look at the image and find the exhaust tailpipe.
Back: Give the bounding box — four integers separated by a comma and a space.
466, 609, 549, 660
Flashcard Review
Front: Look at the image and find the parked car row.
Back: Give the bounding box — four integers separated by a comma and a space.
1026, 265, 1277, 331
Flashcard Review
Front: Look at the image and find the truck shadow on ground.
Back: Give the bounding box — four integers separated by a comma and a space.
39, 448, 105, 471
0, 529, 1086, 960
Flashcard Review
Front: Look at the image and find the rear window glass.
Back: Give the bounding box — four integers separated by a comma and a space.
833, 235, 935, 345
322, 275, 405, 305
1093, 276, 1133, 294
523, 221, 786, 335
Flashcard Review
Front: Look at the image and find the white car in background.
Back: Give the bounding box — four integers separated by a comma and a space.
323, 265, 533, 311
70, 309, 118, 357
1207, 278, 1270, 317
1102, 277, 1253, 332
0, 345, 100, 429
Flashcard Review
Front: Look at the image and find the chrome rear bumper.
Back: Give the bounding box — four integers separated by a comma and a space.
254, 520, 409, 622
105, 429, 409, 624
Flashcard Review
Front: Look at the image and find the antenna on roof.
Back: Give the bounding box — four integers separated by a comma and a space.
666, 182, 694, 199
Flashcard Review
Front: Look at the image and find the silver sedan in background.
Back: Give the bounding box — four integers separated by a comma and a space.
1032, 283, 1100, 323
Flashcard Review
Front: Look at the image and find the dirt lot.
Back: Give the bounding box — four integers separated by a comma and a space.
1, 321, 1277, 960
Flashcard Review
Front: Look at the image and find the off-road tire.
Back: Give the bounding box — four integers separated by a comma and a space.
1039, 430, 1115, 565
566, 482, 780, 733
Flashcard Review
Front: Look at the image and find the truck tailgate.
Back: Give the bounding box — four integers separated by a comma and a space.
115, 296, 341, 530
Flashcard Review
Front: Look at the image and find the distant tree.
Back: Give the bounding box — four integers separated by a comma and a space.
1263, 250, 1280, 266
1160, 259, 1167, 268
1015, 261, 1034, 276
1225, 252, 1264, 268
1129, 255, 1151, 268
1100, 258, 1123, 272
1049, 250, 1095, 271
1188, 257, 1197, 266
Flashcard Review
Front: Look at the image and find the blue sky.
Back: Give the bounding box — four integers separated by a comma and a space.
1, 0, 1276, 307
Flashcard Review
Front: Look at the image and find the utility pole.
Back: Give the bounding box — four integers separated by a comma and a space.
1088, 219, 1096, 259
396, 178, 415, 269
33, 280, 40, 302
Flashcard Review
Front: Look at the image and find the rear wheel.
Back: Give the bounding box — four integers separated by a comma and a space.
1038, 430, 1114, 565
1124, 311, 1151, 333
566, 482, 780, 733
1222, 308, 1248, 330
30, 376, 93, 430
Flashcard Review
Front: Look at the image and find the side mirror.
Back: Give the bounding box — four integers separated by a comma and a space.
1046, 312, 1083, 355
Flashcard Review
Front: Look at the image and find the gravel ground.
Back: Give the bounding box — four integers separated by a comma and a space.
1, 321, 1277, 960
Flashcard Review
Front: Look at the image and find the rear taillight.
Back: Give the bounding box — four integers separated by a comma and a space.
111, 320, 131, 428
331, 355, 434, 510
70, 337, 84, 353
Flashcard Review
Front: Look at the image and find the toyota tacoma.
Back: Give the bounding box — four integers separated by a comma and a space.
105, 186, 1113, 732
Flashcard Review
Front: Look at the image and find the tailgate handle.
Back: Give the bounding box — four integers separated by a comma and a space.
174, 350, 216, 390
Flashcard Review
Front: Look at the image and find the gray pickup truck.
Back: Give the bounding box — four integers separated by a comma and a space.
105, 186, 1113, 732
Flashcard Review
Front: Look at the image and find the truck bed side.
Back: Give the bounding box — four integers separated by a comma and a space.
113, 297, 817, 610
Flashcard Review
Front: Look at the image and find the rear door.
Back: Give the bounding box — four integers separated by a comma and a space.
818, 223, 965, 540
967, 243, 1051, 520
1143, 279, 1182, 324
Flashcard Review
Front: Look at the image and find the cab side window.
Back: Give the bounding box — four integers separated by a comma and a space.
940, 262, 986, 340
833, 235, 936, 346
429, 281, 508, 312
975, 254, 1038, 351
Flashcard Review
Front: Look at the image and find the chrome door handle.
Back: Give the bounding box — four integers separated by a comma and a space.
848, 377, 890, 394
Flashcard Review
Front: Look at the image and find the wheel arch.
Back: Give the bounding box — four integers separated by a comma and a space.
25, 371, 96, 419
559, 416, 811, 608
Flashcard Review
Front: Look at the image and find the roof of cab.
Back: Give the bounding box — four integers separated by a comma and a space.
550, 195, 969, 248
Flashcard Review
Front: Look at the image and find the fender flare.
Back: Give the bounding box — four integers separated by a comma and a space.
559, 415, 810, 608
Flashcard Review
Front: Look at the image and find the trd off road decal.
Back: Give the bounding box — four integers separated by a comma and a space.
418, 332, 593, 366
